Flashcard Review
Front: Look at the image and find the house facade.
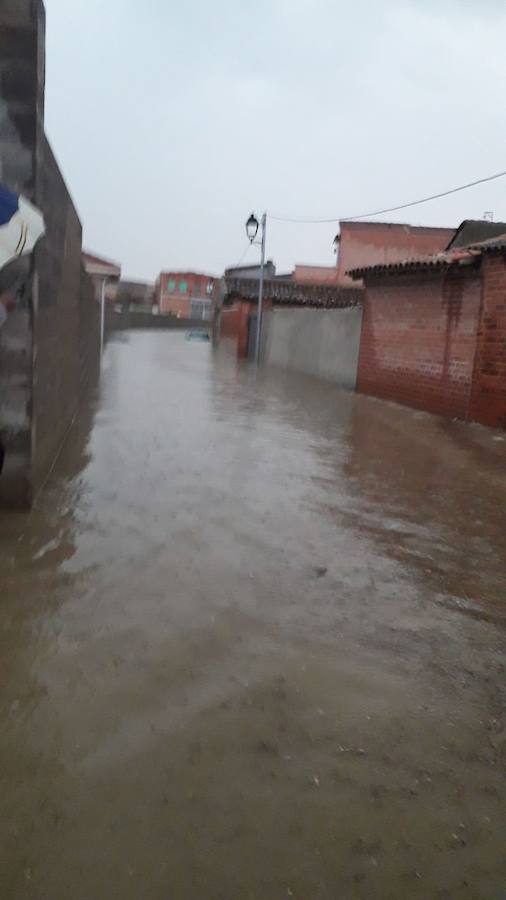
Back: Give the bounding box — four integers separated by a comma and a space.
156, 271, 219, 320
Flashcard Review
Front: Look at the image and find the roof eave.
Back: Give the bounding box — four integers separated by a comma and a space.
348, 256, 481, 281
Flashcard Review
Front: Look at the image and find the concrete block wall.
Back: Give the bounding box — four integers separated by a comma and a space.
0, 0, 45, 506
31, 136, 84, 488
469, 254, 506, 428
262, 306, 364, 388
0, 0, 100, 506
79, 266, 100, 392
0, 0, 45, 195
356, 269, 482, 420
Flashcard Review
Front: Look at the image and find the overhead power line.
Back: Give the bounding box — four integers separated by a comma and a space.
232, 241, 253, 269
270, 168, 506, 225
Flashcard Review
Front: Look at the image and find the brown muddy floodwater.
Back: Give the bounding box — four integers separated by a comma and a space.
0, 331, 505, 900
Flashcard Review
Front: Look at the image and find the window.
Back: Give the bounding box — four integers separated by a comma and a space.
167, 278, 176, 293
193, 279, 201, 297
206, 280, 214, 296
179, 280, 188, 293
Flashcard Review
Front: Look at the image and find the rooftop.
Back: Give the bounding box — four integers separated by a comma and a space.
468, 233, 506, 251
82, 250, 121, 278
335, 220, 455, 242
348, 233, 506, 280
338, 220, 455, 232
225, 261, 276, 277
447, 219, 506, 250
159, 269, 218, 278
225, 276, 362, 309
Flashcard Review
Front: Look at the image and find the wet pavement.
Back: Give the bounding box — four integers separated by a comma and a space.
0, 331, 505, 900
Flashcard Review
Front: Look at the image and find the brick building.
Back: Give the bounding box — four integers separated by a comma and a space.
336, 221, 455, 285
82, 251, 121, 301
350, 235, 506, 429
116, 279, 154, 310
156, 271, 219, 320
292, 265, 339, 285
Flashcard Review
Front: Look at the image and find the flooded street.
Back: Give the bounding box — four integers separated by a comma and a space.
1, 331, 505, 900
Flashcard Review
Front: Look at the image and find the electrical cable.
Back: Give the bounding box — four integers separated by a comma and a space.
232, 241, 255, 268
269, 168, 506, 225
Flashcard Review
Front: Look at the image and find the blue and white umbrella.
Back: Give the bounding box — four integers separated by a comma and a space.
0, 183, 45, 271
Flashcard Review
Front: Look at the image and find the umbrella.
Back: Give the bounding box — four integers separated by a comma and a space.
0, 183, 45, 271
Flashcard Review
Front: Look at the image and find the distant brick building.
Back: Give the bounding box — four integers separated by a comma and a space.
116, 279, 154, 310
292, 265, 339, 285
156, 271, 219, 320
335, 221, 455, 286
82, 251, 121, 301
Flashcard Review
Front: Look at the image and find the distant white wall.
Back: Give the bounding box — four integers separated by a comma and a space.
263, 306, 363, 388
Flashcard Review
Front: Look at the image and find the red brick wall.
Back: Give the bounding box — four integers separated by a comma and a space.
236, 300, 273, 357
469, 254, 506, 428
237, 301, 253, 358
293, 265, 339, 285
220, 306, 240, 338
160, 297, 191, 317
357, 268, 482, 419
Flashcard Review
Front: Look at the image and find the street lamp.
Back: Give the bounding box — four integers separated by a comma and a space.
245, 213, 259, 243
244, 211, 267, 366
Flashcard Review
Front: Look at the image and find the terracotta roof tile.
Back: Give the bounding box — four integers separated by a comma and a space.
347, 234, 506, 279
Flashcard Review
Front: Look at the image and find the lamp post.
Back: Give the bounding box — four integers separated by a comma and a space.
245, 211, 267, 365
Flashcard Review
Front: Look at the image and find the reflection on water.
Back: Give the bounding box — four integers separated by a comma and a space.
0, 332, 504, 900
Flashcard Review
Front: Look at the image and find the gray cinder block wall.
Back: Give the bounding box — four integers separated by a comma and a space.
0, 0, 99, 507
262, 307, 364, 389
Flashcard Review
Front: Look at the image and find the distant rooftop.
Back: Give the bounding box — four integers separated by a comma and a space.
348, 230, 506, 280
158, 269, 219, 278
225, 260, 276, 278
447, 219, 506, 250
467, 232, 506, 251
82, 250, 121, 278
225, 276, 362, 309
336, 220, 455, 240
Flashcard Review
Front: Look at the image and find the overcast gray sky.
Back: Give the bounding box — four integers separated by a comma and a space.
43, 0, 506, 281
